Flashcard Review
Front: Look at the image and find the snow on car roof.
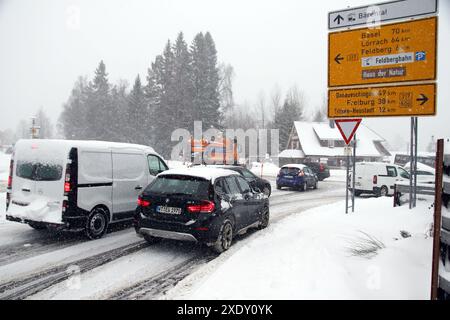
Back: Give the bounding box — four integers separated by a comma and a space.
158, 167, 240, 182
281, 163, 307, 170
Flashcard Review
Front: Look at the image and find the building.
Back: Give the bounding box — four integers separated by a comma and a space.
279, 121, 391, 167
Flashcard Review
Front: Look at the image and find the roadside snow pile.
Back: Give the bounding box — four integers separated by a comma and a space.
327, 169, 347, 182
167, 160, 188, 169
0, 151, 10, 190
172, 197, 433, 299
250, 162, 280, 177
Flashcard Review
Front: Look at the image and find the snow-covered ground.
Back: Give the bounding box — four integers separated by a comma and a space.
169, 197, 434, 300
0, 151, 10, 193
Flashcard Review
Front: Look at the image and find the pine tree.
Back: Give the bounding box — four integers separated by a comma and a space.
204, 32, 222, 128
274, 87, 304, 149
86, 60, 112, 140
126, 75, 150, 145
172, 32, 195, 130
60, 76, 90, 139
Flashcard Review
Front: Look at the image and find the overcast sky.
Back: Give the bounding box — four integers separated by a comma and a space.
0, 0, 448, 151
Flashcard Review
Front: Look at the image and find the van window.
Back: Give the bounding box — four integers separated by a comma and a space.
16, 161, 63, 181
386, 166, 397, 177
398, 167, 410, 179
113, 153, 145, 179
148, 155, 167, 176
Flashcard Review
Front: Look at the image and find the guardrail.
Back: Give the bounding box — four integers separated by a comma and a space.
393, 182, 435, 207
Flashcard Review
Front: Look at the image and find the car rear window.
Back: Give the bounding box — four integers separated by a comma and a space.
145, 175, 210, 197
280, 167, 300, 175
16, 161, 63, 181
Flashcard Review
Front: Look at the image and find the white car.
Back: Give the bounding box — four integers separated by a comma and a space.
6, 139, 168, 239
350, 162, 410, 197
403, 161, 435, 184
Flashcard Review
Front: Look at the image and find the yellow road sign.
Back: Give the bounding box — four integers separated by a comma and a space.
328, 83, 436, 118
328, 17, 437, 87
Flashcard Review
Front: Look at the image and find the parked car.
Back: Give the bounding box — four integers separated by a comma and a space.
403, 161, 435, 184
305, 162, 330, 181
350, 162, 409, 197
208, 164, 271, 196
6, 139, 168, 239
134, 167, 270, 253
276, 164, 318, 191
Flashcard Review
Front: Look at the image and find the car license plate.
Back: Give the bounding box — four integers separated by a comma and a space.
284, 176, 293, 179
156, 206, 182, 215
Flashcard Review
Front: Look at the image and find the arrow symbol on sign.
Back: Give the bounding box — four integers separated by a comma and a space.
334, 54, 344, 64
416, 94, 428, 105
334, 14, 344, 25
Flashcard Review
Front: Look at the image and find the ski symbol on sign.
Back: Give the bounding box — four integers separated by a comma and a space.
335, 119, 362, 145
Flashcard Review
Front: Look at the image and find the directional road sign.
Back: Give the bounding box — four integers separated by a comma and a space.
328, 83, 436, 118
328, 0, 438, 30
328, 17, 437, 87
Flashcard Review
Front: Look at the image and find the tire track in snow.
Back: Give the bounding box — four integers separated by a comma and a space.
0, 241, 148, 300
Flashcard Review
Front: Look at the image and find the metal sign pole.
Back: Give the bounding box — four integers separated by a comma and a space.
352, 135, 356, 212
409, 117, 414, 209
345, 152, 350, 214
414, 117, 418, 207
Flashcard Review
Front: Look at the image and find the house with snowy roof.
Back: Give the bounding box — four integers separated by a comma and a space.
279, 121, 391, 167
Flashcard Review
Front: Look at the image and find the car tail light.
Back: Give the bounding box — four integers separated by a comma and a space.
64, 163, 72, 195
7, 159, 13, 189
137, 196, 151, 207
373, 175, 377, 184
187, 200, 215, 213
298, 170, 305, 177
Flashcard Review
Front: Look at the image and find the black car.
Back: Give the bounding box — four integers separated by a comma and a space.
133, 167, 270, 253
305, 162, 330, 181
208, 165, 272, 196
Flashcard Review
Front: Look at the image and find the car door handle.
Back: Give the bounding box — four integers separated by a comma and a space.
22, 188, 31, 192
135, 185, 143, 190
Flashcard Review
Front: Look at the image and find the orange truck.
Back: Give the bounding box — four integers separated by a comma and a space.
190, 136, 238, 165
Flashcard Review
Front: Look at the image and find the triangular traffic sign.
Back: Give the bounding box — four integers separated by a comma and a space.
335, 119, 362, 145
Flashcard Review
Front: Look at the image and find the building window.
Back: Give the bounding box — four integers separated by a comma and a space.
328, 140, 335, 148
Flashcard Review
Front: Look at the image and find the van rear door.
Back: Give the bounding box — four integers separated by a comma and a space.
10, 146, 66, 223
112, 152, 148, 220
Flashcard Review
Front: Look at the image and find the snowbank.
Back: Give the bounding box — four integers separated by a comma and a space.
327, 169, 347, 182
0, 151, 10, 192
172, 197, 433, 300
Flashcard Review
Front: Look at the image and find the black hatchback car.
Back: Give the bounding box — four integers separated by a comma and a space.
208, 165, 272, 196
133, 167, 269, 253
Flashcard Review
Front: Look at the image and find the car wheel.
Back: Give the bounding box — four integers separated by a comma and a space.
143, 234, 162, 244
28, 222, 47, 230
212, 219, 234, 254
380, 186, 389, 197
258, 206, 270, 229
85, 207, 109, 240
313, 181, 318, 189
276, 184, 282, 190
298, 183, 305, 192
263, 185, 271, 196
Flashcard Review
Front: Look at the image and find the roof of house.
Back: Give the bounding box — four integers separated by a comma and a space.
289, 121, 390, 158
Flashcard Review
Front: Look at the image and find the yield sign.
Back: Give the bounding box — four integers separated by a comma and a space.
335, 119, 361, 145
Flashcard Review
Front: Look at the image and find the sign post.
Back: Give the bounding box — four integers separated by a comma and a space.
336, 119, 361, 213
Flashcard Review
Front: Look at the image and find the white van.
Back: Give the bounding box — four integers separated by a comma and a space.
6, 139, 169, 239
350, 162, 410, 197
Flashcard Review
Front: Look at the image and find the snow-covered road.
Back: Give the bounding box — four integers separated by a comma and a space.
0, 178, 345, 300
